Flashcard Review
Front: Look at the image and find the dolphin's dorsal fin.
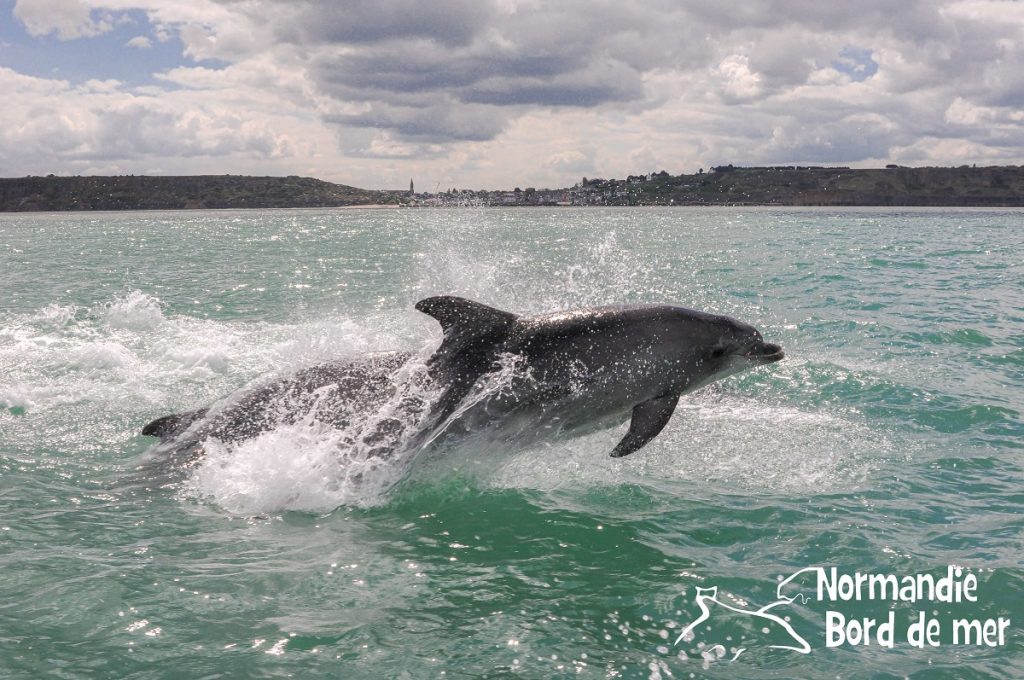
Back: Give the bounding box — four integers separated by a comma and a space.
415, 296, 518, 428
415, 296, 517, 335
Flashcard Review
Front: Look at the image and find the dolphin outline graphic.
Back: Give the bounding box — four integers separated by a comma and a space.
676, 584, 812, 654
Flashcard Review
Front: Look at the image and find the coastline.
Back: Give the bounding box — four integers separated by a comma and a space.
3, 165, 1024, 212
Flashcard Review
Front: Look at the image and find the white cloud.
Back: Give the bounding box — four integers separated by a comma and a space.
547, 149, 596, 176
2, 0, 1024, 188
715, 55, 763, 102
0, 66, 305, 173
13, 0, 113, 40
125, 35, 151, 49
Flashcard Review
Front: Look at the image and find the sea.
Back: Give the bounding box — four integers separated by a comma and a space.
0, 207, 1021, 679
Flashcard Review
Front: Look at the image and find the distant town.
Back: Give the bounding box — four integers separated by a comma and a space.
409, 164, 1024, 208
2, 164, 1023, 211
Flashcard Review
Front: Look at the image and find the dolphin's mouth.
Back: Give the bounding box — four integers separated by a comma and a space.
744, 342, 785, 364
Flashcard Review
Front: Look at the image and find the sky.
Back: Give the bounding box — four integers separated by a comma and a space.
2, 0, 1023, 190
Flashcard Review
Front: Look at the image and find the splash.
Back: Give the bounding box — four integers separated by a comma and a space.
2, 223, 897, 514
98, 290, 165, 331
180, 351, 442, 513
486, 388, 884, 496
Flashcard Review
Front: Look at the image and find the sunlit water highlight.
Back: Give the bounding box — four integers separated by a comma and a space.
1, 207, 1021, 678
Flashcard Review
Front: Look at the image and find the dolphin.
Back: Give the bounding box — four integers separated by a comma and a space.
141, 351, 418, 456
142, 296, 784, 459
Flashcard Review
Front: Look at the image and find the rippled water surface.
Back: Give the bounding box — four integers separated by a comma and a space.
1, 207, 1021, 678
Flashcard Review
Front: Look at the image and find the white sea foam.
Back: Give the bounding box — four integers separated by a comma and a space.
0, 383, 76, 412
2, 297, 234, 415
1, 286, 452, 512
183, 351, 440, 513
189, 422, 362, 514
185, 425, 425, 514
70, 340, 136, 372
32, 303, 79, 327
98, 290, 165, 331
482, 387, 883, 496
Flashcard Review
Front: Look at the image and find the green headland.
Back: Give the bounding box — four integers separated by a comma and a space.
3, 165, 1023, 211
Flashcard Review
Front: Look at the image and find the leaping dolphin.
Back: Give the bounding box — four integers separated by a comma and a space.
142, 296, 784, 459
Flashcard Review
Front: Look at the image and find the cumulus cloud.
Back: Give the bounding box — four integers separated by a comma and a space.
231, 0, 1024, 161
13, 0, 113, 40
298, 1, 676, 142
0, 66, 301, 177
2, 0, 1024, 187
277, 0, 493, 47
715, 55, 763, 103
547, 148, 596, 176
125, 35, 151, 49
330, 99, 507, 143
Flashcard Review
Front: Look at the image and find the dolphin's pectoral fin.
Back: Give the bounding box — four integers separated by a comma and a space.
610, 395, 679, 458
416, 296, 519, 426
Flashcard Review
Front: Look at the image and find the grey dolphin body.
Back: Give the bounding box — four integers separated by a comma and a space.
416, 296, 784, 457
141, 351, 416, 454
142, 296, 784, 459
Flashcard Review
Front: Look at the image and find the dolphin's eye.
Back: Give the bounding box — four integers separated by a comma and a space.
711, 347, 726, 358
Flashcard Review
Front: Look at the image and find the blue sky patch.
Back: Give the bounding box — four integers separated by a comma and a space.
0, 3, 187, 85
832, 46, 879, 82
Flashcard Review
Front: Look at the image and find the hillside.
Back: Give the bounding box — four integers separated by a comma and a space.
4, 166, 1024, 211
415, 165, 1024, 207
571, 165, 1024, 207
0, 175, 394, 211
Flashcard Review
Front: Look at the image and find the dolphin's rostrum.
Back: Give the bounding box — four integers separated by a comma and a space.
142, 296, 784, 459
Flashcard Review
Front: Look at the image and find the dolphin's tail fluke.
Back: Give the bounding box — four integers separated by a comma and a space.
142, 408, 207, 440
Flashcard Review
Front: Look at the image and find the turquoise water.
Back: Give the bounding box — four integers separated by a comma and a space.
0, 207, 1021, 678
